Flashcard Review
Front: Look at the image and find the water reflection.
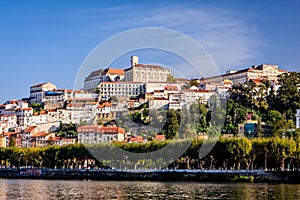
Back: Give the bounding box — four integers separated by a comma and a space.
0, 180, 299, 199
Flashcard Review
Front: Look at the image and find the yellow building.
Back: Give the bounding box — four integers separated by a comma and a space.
0, 136, 7, 148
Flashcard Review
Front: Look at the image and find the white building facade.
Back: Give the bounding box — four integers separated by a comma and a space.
124, 56, 171, 82
77, 125, 125, 144
296, 109, 300, 129
98, 82, 145, 98
84, 68, 124, 91
30, 82, 57, 104
204, 64, 287, 84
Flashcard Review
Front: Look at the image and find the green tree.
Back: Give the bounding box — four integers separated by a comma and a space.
58, 122, 78, 137
269, 137, 296, 170
252, 138, 268, 170
9, 137, 16, 147
110, 96, 118, 102
79, 120, 88, 127
272, 117, 295, 137
256, 117, 263, 137
166, 74, 176, 83
225, 137, 252, 170
276, 72, 300, 120
163, 110, 179, 139
223, 99, 247, 135
229, 81, 256, 110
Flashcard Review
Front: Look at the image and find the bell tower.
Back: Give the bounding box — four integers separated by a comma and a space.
130, 55, 139, 67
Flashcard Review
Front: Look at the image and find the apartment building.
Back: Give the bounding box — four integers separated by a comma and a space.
98, 82, 145, 97
77, 125, 126, 144
30, 82, 57, 104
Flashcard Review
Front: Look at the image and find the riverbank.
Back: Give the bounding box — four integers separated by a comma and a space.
0, 169, 300, 183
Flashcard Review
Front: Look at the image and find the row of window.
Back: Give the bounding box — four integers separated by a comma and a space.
100, 92, 140, 96
101, 84, 143, 87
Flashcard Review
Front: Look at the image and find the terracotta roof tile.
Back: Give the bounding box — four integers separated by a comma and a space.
103, 68, 124, 75
155, 134, 165, 141
4, 132, 20, 137
97, 102, 112, 108
164, 86, 178, 91
23, 126, 37, 133
129, 135, 144, 142
77, 125, 125, 134
32, 132, 52, 138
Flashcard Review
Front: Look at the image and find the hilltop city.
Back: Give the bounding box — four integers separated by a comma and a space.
0, 55, 299, 148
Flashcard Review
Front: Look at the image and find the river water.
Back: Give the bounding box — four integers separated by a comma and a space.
0, 179, 299, 199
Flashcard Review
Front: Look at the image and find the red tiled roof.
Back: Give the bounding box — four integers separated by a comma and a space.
278, 69, 288, 73
223, 79, 233, 84
129, 135, 144, 142
155, 134, 165, 141
183, 89, 213, 93
67, 103, 85, 108
77, 125, 125, 134
97, 102, 112, 108
4, 132, 20, 137
77, 125, 102, 133
20, 108, 33, 111
249, 78, 262, 85
104, 68, 124, 75
32, 132, 52, 138
86, 102, 97, 105
31, 82, 51, 88
7, 100, 20, 104
153, 97, 168, 100
154, 90, 164, 93
0, 114, 16, 118
164, 86, 178, 91
23, 126, 37, 133
47, 109, 57, 112
49, 137, 62, 141
39, 110, 47, 115
101, 127, 125, 134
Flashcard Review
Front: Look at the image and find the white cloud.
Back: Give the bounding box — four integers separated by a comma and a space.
75, 3, 263, 75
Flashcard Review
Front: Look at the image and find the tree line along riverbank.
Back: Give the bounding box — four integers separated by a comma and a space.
1, 168, 300, 183
0, 137, 300, 171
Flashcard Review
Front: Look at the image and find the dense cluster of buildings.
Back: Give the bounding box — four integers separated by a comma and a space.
0, 55, 295, 147
203, 64, 287, 85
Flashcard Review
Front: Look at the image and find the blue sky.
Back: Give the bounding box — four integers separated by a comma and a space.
0, 0, 299, 102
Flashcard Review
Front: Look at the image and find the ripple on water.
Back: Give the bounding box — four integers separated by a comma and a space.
0, 180, 299, 199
